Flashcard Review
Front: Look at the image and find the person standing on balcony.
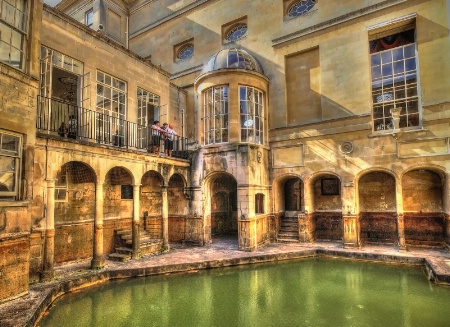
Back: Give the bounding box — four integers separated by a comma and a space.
151, 120, 165, 155
165, 123, 177, 157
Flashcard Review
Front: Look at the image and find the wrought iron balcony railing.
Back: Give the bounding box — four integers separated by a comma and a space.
37, 96, 189, 159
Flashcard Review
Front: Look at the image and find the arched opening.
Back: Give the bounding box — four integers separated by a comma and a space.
276, 176, 303, 242
54, 161, 96, 263
104, 167, 134, 253
358, 171, 397, 244
402, 169, 445, 246
168, 174, 188, 243
285, 177, 303, 211
210, 173, 238, 240
312, 174, 342, 241
140, 170, 164, 240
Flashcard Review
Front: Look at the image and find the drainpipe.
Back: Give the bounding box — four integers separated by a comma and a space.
126, 16, 129, 49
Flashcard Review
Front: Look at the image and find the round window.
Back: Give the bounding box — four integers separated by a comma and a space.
288, 0, 316, 18
226, 24, 248, 42
177, 44, 194, 60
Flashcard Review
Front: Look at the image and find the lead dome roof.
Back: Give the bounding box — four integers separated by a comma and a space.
200, 48, 264, 75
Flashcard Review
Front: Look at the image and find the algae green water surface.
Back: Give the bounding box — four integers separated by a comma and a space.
40, 258, 450, 327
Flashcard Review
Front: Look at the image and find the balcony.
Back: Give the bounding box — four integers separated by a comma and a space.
36, 96, 189, 159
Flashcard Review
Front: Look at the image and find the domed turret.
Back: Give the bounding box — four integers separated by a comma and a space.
200, 48, 264, 75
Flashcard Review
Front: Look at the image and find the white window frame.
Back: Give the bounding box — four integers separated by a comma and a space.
239, 86, 264, 145
0, 130, 22, 198
0, 0, 28, 69
203, 86, 229, 145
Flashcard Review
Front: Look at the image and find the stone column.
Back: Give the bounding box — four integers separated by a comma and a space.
395, 179, 406, 251
161, 186, 170, 250
342, 181, 360, 248
91, 182, 104, 269
41, 179, 56, 281
132, 184, 141, 259
299, 178, 314, 243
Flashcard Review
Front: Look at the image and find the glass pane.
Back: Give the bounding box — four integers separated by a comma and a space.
371, 54, 381, 66
404, 44, 415, 58
105, 75, 111, 86
52, 51, 63, 67
393, 61, 404, 75
381, 63, 392, 77
14, 9, 24, 31
0, 41, 9, 62
97, 71, 104, 83
371, 66, 381, 80
392, 48, 404, 61
1, 134, 19, 154
381, 51, 392, 64
9, 46, 20, 67
0, 22, 11, 43
405, 58, 416, 72
10, 29, 21, 48
2, 2, 15, 26
0, 171, 15, 191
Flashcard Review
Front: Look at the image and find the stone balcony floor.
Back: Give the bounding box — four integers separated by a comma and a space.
1, 238, 449, 327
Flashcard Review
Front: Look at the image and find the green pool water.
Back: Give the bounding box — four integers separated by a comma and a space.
39, 258, 450, 327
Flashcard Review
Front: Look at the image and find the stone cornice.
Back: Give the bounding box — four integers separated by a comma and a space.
129, 0, 213, 39
272, 0, 408, 47
170, 64, 203, 80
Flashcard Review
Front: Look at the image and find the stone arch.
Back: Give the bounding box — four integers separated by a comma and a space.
54, 161, 97, 263
402, 168, 446, 246
167, 173, 189, 243
309, 172, 343, 241
140, 170, 164, 239
358, 170, 397, 245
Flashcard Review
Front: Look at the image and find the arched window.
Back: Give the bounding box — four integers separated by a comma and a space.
240, 86, 264, 144
226, 24, 247, 42
203, 86, 229, 145
177, 43, 194, 60
287, 0, 316, 18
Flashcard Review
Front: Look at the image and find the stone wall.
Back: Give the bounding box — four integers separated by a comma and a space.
404, 213, 445, 246
314, 212, 343, 241
360, 212, 398, 244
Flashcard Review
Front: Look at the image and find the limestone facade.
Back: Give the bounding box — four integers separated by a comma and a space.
0, 0, 449, 303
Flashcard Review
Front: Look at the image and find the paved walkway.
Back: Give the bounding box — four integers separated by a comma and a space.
1, 239, 449, 327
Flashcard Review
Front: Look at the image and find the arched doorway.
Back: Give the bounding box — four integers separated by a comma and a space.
54, 161, 96, 263
168, 174, 188, 243
140, 170, 164, 240
402, 169, 445, 246
358, 171, 397, 244
312, 174, 342, 241
104, 167, 134, 254
275, 177, 303, 242
209, 173, 238, 241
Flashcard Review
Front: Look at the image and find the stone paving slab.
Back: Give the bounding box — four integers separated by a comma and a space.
0, 241, 449, 327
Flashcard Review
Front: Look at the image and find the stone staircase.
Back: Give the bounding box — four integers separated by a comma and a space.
108, 228, 163, 262
277, 212, 299, 243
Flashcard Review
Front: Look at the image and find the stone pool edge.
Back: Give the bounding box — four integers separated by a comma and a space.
28, 248, 450, 327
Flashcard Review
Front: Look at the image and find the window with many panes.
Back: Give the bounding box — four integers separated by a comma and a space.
370, 28, 419, 131
240, 86, 264, 144
0, 0, 27, 69
204, 86, 229, 145
137, 88, 160, 147
96, 71, 127, 144
0, 131, 21, 199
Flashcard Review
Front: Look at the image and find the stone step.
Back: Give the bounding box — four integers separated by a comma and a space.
278, 232, 298, 237
116, 229, 132, 236
277, 238, 299, 243
108, 253, 131, 262
115, 247, 133, 255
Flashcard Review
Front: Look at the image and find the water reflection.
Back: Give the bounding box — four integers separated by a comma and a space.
40, 258, 450, 327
